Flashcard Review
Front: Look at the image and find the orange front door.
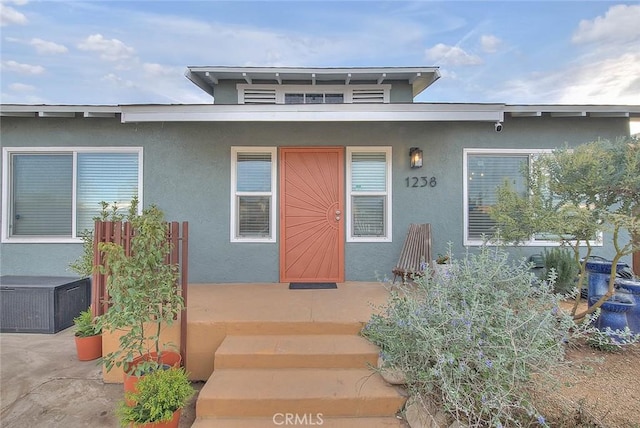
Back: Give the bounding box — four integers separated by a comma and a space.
279, 147, 345, 283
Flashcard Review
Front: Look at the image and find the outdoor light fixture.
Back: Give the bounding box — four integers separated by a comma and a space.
410, 147, 423, 168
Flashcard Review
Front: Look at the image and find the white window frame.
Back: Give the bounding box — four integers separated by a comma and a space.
346, 146, 392, 243
230, 146, 277, 243
2, 146, 143, 244
237, 84, 391, 104
463, 148, 602, 247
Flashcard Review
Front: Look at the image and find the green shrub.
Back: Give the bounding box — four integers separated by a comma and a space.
362, 245, 573, 427
117, 367, 194, 426
73, 309, 101, 337
542, 248, 580, 294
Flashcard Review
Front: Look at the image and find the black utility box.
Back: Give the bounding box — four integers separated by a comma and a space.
0, 276, 91, 333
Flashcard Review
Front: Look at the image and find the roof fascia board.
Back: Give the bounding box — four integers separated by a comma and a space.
120, 104, 505, 123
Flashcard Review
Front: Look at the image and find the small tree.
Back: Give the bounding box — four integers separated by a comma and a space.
98, 198, 183, 374
490, 137, 640, 320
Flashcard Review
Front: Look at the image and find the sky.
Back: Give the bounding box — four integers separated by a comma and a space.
1, 1, 639, 117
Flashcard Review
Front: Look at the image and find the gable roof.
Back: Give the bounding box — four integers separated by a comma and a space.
184, 66, 441, 99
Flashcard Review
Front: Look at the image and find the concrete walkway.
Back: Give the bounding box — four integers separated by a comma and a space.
0, 328, 200, 427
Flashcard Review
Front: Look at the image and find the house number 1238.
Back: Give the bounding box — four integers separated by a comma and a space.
405, 176, 437, 188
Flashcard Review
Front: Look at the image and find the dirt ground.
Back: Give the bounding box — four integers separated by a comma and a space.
530, 300, 640, 428
533, 342, 640, 427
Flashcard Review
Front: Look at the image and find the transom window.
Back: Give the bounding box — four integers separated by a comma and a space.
2, 147, 142, 243
346, 147, 392, 242
230, 147, 277, 242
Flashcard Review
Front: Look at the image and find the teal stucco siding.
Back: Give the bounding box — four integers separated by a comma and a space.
0, 115, 632, 282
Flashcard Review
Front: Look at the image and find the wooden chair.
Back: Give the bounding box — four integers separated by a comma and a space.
392, 223, 432, 283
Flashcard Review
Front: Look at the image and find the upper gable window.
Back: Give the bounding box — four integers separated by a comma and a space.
238, 84, 390, 104
284, 93, 344, 104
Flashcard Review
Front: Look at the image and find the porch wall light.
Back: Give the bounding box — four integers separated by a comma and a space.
410, 147, 423, 169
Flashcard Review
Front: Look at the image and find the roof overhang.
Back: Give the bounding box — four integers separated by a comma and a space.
184, 66, 441, 99
2, 104, 639, 123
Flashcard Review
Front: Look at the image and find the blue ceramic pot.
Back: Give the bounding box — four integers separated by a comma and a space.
585, 259, 627, 303
589, 294, 634, 339
616, 278, 640, 335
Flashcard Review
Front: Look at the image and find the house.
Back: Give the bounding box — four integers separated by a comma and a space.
2, 66, 639, 282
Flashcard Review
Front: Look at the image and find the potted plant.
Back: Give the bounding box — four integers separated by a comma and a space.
98, 197, 184, 390
73, 308, 102, 361
117, 367, 194, 428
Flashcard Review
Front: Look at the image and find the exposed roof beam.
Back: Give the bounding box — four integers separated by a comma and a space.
377, 73, 387, 84
242, 72, 252, 84
345, 73, 351, 85
205, 72, 218, 85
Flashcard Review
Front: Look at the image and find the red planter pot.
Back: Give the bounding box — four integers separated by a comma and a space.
74, 334, 102, 361
123, 351, 182, 396
130, 408, 181, 428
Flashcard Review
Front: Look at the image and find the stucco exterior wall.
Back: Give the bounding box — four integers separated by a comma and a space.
0, 115, 631, 282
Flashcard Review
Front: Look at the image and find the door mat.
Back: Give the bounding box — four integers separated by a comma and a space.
289, 282, 337, 290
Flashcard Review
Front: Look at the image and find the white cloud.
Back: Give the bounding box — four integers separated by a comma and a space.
1, 60, 44, 74
9, 82, 35, 92
102, 73, 135, 88
30, 38, 68, 54
492, 52, 640, 105
480, 35, 502, 54
572, 4, 640, 45
0, 3, 27, 26
143, 63, 178, 77
425, 43, 482, 66
78, 34, 135, 61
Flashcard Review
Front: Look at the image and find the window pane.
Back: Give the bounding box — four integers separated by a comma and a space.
352, 196, 385, 237
351, 152, 386, 192
467, 155, 528, 239
306, 93, 323, 104
284, 93, 304, 104
325, 93, 344, 104
238, 196, 270, 237
77, 153, 139, 232
237, 153, 272, 192
12, 154, 72, 236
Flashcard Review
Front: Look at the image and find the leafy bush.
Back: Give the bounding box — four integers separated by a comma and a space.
73, 309, 101, 337
117, 367, 194, 425
362, 245, 573, 427
542, 248, 580, 294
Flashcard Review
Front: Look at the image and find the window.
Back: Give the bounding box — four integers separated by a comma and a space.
238, 84, 390, 104
463, 148, 589, 246
284, 93, 344, 104
230, 147, 277, 242
2, 147, 142, 243
346, 147, 392, 242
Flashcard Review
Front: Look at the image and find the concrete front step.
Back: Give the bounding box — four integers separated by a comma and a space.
196, 368, 407, 418
215, 334, 380, 369
192, 416, 407, 427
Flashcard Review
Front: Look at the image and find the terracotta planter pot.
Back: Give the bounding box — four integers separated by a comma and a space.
74, 334, 102, 361
131, 408, 181, 428
124, 351, 182, 396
